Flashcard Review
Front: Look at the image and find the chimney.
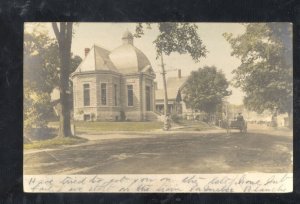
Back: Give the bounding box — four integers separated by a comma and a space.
178, 69, 181, 78
84, 48, 90, 57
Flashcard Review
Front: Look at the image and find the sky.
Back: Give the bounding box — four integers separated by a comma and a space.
25, 23, 246, 105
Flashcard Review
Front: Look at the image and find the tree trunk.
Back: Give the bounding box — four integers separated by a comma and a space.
58, 41, 72, 137
52, 22, 73, 137
160, 53, 169, 116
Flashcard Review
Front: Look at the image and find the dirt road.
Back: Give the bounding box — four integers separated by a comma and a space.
24, 124, 292, 174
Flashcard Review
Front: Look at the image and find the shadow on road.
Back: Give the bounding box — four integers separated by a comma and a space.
24, 130, 292, 175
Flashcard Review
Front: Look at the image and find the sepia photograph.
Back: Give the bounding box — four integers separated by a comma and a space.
23, 22, 293, 193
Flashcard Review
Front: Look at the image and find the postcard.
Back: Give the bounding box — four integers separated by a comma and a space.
23, 22, 293, 193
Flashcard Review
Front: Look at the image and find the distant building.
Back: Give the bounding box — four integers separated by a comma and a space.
277, 113, 290, 127
71, 31, 157, 121
154, 70, 205, 120
155, 69, 187, 115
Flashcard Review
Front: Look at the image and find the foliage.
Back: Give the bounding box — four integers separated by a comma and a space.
171, 113, 182, 123
24, 31, 82, 93
24, 32, 59, 93
24, 30, 57, 130
70, 55, 82, 73
223, 23, 292, 114
182, 66, 231, 114
24, 26, 82, 131
135, 23, 207, 60
24, 81, 52, 130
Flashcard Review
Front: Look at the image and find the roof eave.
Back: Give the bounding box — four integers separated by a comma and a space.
70, 70, 122, 79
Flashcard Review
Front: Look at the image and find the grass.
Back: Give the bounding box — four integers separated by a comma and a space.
173, 119, 216, 131
24, 120, 214, 150
48, 121, 163, 133
24, 136, 88, 150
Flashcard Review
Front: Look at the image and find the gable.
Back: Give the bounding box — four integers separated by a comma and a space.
155, 77, 188, 101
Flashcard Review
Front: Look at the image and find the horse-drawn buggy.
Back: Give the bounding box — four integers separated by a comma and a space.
228, 118, 247, 133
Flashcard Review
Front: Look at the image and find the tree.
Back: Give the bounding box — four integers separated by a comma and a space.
24, 81, 52, 131
182, 66, 231, 116
135, 23, 207, 115
24, 31, 59, 93
52, 22, 74, 137
223, 23, 292, 121
24, 27, 82, 131
24, 28, 60, 131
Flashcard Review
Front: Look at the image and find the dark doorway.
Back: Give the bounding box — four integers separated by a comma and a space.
84, 114, 91, 121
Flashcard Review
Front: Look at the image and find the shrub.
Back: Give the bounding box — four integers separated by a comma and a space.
24, 83, 52, 131
171, 113, 182, 123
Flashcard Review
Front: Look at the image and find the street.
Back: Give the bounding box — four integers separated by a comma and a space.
24, 124, 292, 175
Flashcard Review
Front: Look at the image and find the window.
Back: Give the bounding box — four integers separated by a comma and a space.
114, 84, 117, 106
127, 85, 133, 106
101, 83, 107, 105
83, 84, 90, 106
146, 86, 151, 111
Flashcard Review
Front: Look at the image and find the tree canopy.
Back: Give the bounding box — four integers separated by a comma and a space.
24, 31, 59, 93
223, 23, 292, 114
24, 30, 82, 93
135, 23, 207, 60
182, 66, 231, 114
24, 26, 82, 131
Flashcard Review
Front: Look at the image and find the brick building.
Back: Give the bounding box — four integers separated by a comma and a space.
71, 31, 157, 121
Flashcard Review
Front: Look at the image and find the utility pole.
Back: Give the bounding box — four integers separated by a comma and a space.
160, 53, 168, 116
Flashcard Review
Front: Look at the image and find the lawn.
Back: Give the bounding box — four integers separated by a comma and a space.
173, 119, 216, 131
24, 136, 88, 150
48, 121, 164, 133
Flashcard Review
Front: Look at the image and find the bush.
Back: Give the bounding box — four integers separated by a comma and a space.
24, 127, 57, 141
24, 83, 52, 131
171, 114, 182, 123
